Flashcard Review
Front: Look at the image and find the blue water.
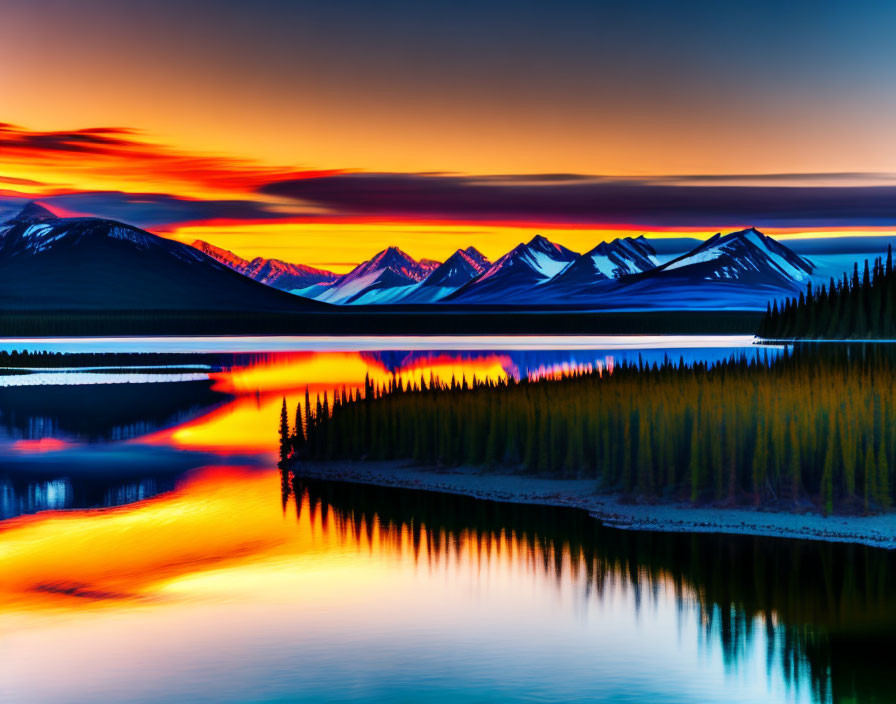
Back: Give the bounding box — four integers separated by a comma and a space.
3, 335, 883, 704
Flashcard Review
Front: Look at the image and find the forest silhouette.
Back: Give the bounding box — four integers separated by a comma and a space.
282, 345, 896, 514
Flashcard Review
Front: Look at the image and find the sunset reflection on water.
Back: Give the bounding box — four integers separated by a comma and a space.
2, 339, 827, 704
140, 350, 577, 453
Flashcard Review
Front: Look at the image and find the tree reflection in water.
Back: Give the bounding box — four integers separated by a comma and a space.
283, 469, 896, 704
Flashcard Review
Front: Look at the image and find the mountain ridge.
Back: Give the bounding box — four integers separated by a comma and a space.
192, 240, 338, 290
0, 202, 325, 312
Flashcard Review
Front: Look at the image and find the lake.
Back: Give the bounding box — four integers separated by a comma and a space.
2, 335, 888, 703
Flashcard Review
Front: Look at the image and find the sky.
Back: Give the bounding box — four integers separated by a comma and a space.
2, 0, 896, 270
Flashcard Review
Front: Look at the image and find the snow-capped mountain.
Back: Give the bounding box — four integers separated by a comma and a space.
584, 228, 816, 310
312, 246, 441, 305
552, 236, 659, 287
423, 247, 489, 288
0, 202, 321, 311
192, 240, 338, 291
396, 247, 492, 303
645, 228, 814, 285
447, 235, 579, 302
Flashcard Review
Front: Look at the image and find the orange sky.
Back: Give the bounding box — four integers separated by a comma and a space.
3, 122, 895, 269
4, 2, 896, 267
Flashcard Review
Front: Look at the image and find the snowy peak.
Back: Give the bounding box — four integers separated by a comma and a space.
0, 215, 167, 258
421, 247, 492, 289
588, 235, 659, 275
0, 212, 318, 312
478, 235, 578, 283
463, 246, 490, 268
243, 257, 338, 288
351, 246, 438, 282
443, 235, 578, 302
315, 246, 442, 304
191, 240, 337, 290
656, 227, 814, 284
557, 236, 659, 284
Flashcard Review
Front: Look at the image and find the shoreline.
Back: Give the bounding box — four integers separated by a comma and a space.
292, 460, 896, 549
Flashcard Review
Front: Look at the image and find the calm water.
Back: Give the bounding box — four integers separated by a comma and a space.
2, 335, 889, 703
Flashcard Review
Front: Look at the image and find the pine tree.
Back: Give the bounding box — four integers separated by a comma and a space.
278, 397, 291, 465
293, 402, 305, 450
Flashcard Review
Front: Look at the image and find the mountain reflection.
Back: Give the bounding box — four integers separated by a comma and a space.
0, 473, 173, 519
286, 471, 896, 704
0, 380, 228, 442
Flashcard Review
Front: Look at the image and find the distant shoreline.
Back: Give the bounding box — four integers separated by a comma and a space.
292, 460, 896, 549
0, 309, 763, 336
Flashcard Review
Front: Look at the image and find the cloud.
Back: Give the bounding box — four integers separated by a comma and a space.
260, 172, 896, 227
6, 122, 896, 230
0, 123, 141, 155
42, 191, 293, 229
0, 123, 343, 195
0, 190, 306, 230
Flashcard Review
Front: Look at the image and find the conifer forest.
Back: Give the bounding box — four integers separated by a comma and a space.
282, 345, 896, 515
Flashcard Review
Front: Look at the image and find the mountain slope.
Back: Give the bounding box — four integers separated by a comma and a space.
314, 246, 441, 304
192, 240, 337, 291
590, 228, 816, 310
645, 228, 814, 285
423, 247, 490, 288
0, 203, 324, 311
447, 235, 578, 302
552, 236, 659, 287
396, 247, 492, 303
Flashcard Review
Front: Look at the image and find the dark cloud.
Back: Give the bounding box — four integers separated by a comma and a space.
0, 123, 139, 155
0, 192, 291, 230
259, 172, 896, 227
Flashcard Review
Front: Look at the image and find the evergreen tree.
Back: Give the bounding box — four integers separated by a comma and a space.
278, 397, 290, 465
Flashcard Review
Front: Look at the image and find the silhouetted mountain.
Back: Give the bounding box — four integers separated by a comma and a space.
12, 202, 58, 224
192, 240, 337, 290
0, 203, 324, 311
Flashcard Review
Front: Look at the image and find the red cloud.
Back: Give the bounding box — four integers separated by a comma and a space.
0, 122, 345, 194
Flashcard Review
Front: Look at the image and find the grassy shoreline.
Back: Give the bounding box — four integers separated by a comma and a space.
290, 459, 896, 549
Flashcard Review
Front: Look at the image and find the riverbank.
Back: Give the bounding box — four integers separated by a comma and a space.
292, 460, 896, 549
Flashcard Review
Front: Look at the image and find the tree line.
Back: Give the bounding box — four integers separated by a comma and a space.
280, 346, 896, 514
758, 247, 896, 339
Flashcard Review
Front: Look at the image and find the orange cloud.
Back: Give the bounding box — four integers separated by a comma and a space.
0, 122, 345, 199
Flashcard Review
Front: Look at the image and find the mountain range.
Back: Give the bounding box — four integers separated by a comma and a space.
192, 240, 338, 291
0, 201, 819, 313
203, 228, 813, 309
0, 203, 321, 311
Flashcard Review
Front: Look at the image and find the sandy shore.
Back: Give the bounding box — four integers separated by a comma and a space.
293, 460, 896, 549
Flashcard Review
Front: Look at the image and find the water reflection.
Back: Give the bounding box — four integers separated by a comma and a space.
0, 477, 71, 518
0, 472, 175, 518
1, 460, 893, 702
0, 380, 228, 442
287, 474, 896, 704
4, 337, 887, 703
